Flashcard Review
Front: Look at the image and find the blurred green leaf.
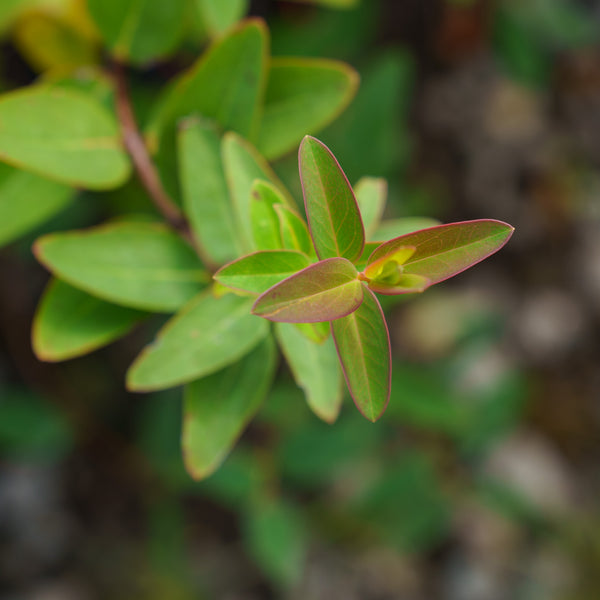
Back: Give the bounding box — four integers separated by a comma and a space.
127, 291, 269, 391
215, 250, 311, 295
257, 58, 358, 160
276, 322, 342, 423
32, 278, 146, 362
354, 177, 387, 239
86, 0, 187, 65
372, 217, 441, 242
243, 498, 307, 589
178, 118, 242, 266
299, 136, 364, 261
0, 163, 73, 247
34, 222, 207, 312
183, 336, 276, 480
252, 257, 362, 323
331, 288, 390, 421
0, 85, 131, 189
194, 0, 249, 37
250, 179, 286, 250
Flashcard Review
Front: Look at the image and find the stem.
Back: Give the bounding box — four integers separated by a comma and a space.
113, 61, 187, 232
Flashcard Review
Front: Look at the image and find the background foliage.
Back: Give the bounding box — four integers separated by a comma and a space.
1, 0, 600, 598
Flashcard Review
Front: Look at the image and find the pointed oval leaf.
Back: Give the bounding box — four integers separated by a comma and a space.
299, 136, 364, 261
183, 336, 276, 480
0, 164, 73, 247
222, 131, 294, 251
87, 0, 187, 64
274, 204, 314, 256
34, 223, 207, 312
367, 219, 515, 286
32, 279, 146, 362
178, 118, 242, 266
250, 179, 285, 250
257, 58, 359, 160
214, 250, 311, 295
332, 287, 391, 422
0, 86, 130, 189
127, 291, 269, 391
252, 257, 362, 323
275, 323, 343, 423
354, 177, 387, 239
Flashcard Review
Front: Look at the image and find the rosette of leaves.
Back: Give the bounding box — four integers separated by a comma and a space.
216, 136, 514, 422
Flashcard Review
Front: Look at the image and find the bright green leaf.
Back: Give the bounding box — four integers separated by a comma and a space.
294, 321, 330, 344
274, 204, 314, 256
0, 86, 131, 189
257, 58, 359, 160
372, 217, 441, 242
366, 219, 515, 286
331, 287, 390, 421
0, 164, 73, 247
299, 136, 364, 261
354, 177, 387, 239
127, 291, 269, 391
87, 0, 187, 65
250, 179, 285, 250
178, 117, 242, 266
275, 323, 342, 423
252, 257, 362, 323
34, 222, 207, 312
32, 278, 146, 362
194, 0, 249, 37
214, 250, 311, 295
222, 131, 293, 251
183, 336, 276, 480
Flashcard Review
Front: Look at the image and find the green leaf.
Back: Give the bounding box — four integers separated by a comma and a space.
127, 291, 269, 391
0, 86, 130, 189
178, 118, 242, 266
372, 217, 441, 243
294, 321, 330, 344
0, 164, 73, 247
222, 132, 293, 251
275, 323, 342, 423
331, 287, 390, 421
34, 222, 207, 312
215, 250, 311, 295
194, 0, 249, 37
148, 19, 268, 144
32, 279, 146, 362
274, 204, 314, 256
87, 0, 187, 65
250, 179, 285, 250
252, 257, 362, 323
299, 136, 364, 261
366, 219, 514, 286
257, 58, 359, 160
183, 336, 276, 480
354, 177, 387, 239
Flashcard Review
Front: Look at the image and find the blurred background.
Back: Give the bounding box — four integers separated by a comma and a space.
2, 0, 600, 598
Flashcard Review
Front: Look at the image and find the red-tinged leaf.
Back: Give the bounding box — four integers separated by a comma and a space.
214, 250, 311, 295
299, 136, 364, 261
366, 219, 514, 286
252, 257, 362, 323
331, 287, 391, 422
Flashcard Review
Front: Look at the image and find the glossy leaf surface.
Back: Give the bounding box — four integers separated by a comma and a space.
32, 279, 145, 362
257, 58, 358, 160
354, 177, 387, 239
87, 0, 186, 64
127, 292, 269, 391
275, 323, 343, 423
299, 136, 364, 261
252, 257, 362, 323
0, 86, 130, 189
215, 250, 311, 295
367, 220, 515, 286
178, 118, 241, 265
34, 223, 207, 312
0, 164, 73, 247
332, 287, 390, 421
183, 336, 276, 480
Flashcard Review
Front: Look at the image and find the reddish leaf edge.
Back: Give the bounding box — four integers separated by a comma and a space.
331, 286, 391, 423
